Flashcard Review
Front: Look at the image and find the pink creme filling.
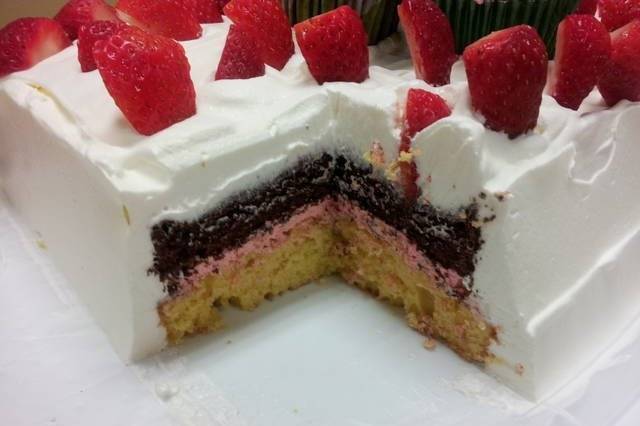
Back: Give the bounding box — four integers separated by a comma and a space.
178, 198, 468, 297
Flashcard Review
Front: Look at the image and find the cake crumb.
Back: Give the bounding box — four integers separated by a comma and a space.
366, 141, 386, 167
494, 191, 512, 202
482, 214, 497, 224
397, 150, 414, 164
423, 337, 437, 351
122, 205, 131, 226
155, 383, 180, 401
386, 149, 420, 182
415, 318, 434, 336
515, 363, 525, 376
226, 339, 232, 345
36, 239, 48, 250
385, 160, 400, 181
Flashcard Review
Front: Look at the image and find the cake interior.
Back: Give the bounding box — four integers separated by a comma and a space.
154, 152, 496, 363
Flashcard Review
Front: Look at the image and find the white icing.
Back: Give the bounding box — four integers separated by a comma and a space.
2, 19, 640, 400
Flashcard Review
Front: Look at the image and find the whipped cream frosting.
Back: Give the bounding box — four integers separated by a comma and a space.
2, 19, 640, 400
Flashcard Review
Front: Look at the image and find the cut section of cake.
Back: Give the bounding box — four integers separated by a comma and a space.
154, 153, 494, 362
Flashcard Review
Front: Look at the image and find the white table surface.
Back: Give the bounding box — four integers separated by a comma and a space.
2, 193, 640, 426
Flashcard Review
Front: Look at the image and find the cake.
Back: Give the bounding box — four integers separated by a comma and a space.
1, 0, 640, 401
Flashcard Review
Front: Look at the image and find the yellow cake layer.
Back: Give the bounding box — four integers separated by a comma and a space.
159, 215, 496, 362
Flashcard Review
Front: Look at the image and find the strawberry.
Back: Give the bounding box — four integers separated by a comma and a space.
293, 6, 369, 84
598, 20, 640, 106
463, 25, 548, 138
116, 0, 202, 41
223, 0, 293, 70
0, 18, 71, 78
550, 15, 611, 110
93, 26, 196, 135
195, 0, 223, 24
598, 0, 640, 31
399, 89, 451, 201
215, 24, 265, 80
397, 0, 456, 86
217, 0, 231, 14
77, 20, 123, 72
574, 0, 598, 14
403, 89, 452, 139
54, 0, 120, 40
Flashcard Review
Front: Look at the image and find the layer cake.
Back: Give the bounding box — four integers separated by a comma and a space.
1, 0, 640, 401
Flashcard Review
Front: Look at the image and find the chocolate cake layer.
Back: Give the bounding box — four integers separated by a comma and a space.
150, 152, 482, 297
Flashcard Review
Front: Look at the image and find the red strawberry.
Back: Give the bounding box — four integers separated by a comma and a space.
215, 24, 265, 80
574, 0, 598, 14
116, 0, 202, 41
223, 0, 293, 70
77, 20, 122, 72
293, 6, 369, 84
550, 15, 611, 110
54, 0, 120, 40
217, 0, 231, 14
598, 20, 640, 106
93, 26, 196, 135
0, 18, 71, 78
403, 90, 451, 139
598, 0, 640, 31
195, 0, 223, 24
399, 89, 451, 201
463, 25, 548, 138
397, 0, 456, 86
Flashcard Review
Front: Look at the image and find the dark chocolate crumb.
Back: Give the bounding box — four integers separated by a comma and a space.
483, 214, 497, 224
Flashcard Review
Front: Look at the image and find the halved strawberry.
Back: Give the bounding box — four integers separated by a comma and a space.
463, 25, 548, 138
403, 89, 452, 140
574, 0, 598, 14
116, 0, 202, 41
598, 0, 640, 31
195, 0, 223, 24
93, 26, 196, 135
0, 18, 71, 78
398, 89, 451, 201
215, 24, 265, 80
598, 20, 640, 106
77, 20, 123, 72
293, 6, 369, 84
397, 0, 456, 86
550, 15, 611, 110
54, 0, 120, 40
223, 0, 293, 70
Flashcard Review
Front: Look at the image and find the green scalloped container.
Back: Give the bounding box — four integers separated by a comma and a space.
433, 0, 581, 55
283, 0, 401, 45
284, 0, 581, 55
